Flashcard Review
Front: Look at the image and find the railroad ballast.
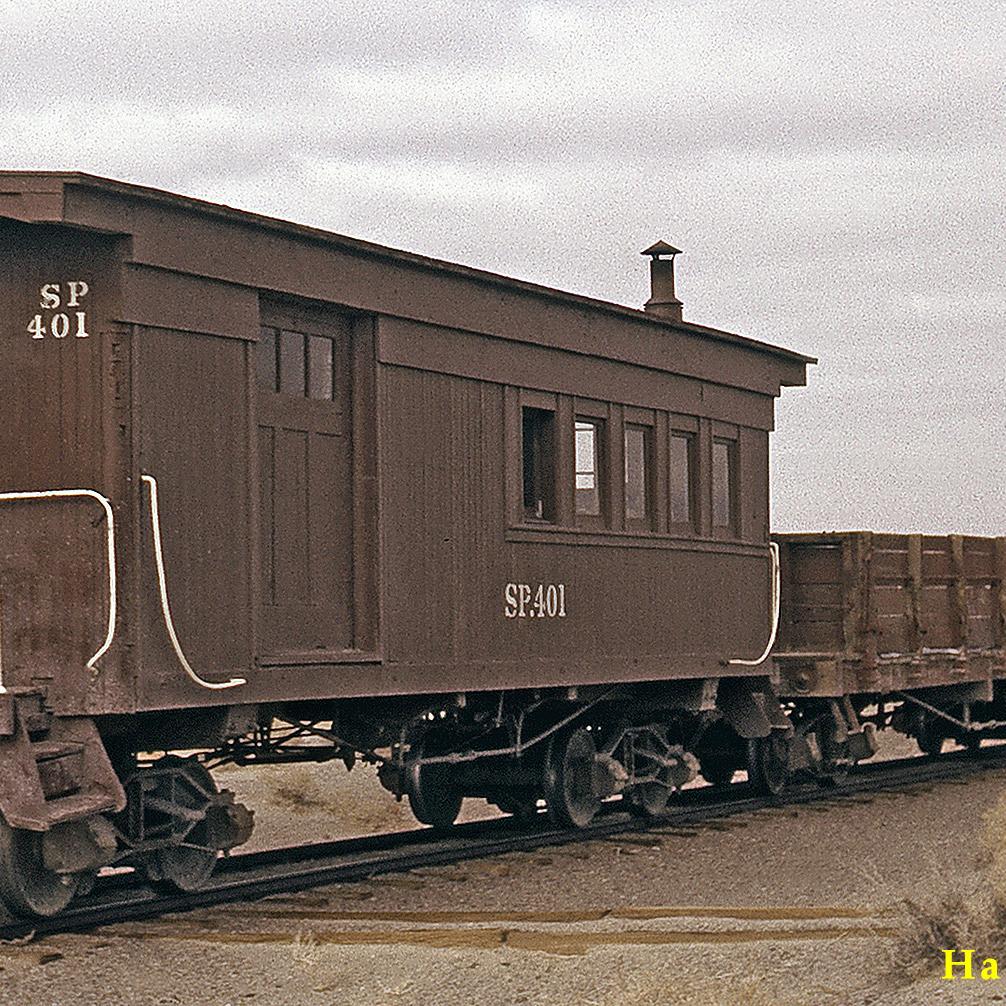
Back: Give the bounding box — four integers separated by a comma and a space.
0, 173, 1002, 919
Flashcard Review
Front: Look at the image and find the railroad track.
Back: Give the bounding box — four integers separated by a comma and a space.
4, 744, 1005, 941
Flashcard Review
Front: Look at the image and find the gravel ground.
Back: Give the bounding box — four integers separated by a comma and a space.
3, 735, 1006, 1005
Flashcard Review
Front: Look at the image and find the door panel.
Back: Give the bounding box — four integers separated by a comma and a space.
257, 314, 353, 658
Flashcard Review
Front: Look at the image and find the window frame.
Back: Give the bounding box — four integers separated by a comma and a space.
711, 435, 739, 539
669, 427, 698, 535
255, 320, 343, 409
521, 404, 558, 524
505, 388, 749, 547
623, 421, 655, 531
573, 413, 608, 529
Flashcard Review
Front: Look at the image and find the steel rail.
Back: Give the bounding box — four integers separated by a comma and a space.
4, 744, 1006, 941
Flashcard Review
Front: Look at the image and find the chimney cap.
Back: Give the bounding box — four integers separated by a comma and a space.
641, 240, 682, 259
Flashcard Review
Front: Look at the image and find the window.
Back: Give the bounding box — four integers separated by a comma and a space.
258, 326, 338, 401
712, 438, 737, 532
257, 327, 278, 392
279, 330, 306, 395
624, 425, 652, 525
670, 433, 694, 527
522, 407, 556, 521
308, 335, 335, 400
575, 418, 604, 519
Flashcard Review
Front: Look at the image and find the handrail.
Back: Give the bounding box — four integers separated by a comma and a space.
0, 489, 118, 689
727, 541, 781, 667
142, 474, 245, 690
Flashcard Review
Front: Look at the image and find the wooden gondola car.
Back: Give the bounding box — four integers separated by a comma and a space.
774, 532, 1006, 759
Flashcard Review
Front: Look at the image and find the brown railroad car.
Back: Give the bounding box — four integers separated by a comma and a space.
774, 532, 1006, 755
0, 175, 809, 709
0, 172, 830, 918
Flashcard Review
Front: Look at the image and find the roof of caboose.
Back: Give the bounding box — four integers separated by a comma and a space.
0, 171, 815, 378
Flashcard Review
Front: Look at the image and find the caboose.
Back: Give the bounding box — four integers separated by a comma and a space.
0, 173, 839, 918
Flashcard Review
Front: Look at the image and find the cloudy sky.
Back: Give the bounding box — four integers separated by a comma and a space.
4, 1, 1003, 532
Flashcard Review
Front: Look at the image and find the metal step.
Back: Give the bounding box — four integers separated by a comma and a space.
41, 791, 121, 828
0, 709, 127, 831
31, 740, 85, 763
31, 739, 86, 800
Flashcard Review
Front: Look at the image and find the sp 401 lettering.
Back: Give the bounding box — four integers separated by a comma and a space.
28, 281, 91, 340
504, 583, 567, 619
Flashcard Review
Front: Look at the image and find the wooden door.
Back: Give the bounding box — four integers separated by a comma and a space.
256, 307, 353, 660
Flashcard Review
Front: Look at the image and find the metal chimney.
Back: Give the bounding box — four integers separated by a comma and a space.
641, 241, 683, 322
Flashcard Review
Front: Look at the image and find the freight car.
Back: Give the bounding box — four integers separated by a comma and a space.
771, 533, 1006, 768
0, 172, 984, 921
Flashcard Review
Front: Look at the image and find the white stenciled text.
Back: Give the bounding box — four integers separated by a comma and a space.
28, 281, 91, 340
504, 583, 567, 619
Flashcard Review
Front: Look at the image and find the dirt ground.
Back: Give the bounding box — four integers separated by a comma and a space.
3, 736, 1006, 1005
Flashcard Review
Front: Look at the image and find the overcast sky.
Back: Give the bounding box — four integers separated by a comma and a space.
3, 1, 1003, 532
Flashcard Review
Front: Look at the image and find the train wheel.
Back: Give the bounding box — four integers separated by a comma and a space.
915, 721, 945, 757
407, 729, 463, 830
906, 706, 947, 757
0, 818, 79, 919
963, 734, 983, 755
698, 754, 737, 787
544, 726, 601, 829
625, 729, 675, 818
626, 784, 670, 818
747, 733, 791, 797
814, 717, 851, 788
145, 760, 220, 893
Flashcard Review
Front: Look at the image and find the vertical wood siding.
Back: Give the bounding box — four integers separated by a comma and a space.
0, 222, 128, 711
137, 327, 253, 700
381, 365, 770, 686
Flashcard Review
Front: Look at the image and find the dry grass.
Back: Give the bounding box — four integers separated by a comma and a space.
291, 928, 321, 966
887, 790, 1006, 985
979, 790, 1006, 883
893, 889, 1006, 982
585, 955, 812, 1006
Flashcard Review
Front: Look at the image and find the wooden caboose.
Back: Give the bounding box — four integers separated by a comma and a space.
0, 174, 811, 704
0, 173, 812, 916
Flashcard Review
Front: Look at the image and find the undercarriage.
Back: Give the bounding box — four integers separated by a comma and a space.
6, 674, 1002, 920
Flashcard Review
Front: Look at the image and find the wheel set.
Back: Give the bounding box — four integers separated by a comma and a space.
746, 733, 792, 797
141, 759, 229, 893
0, 755, 254, 921
543, 727, 603, 828
401, 720, 698, 833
